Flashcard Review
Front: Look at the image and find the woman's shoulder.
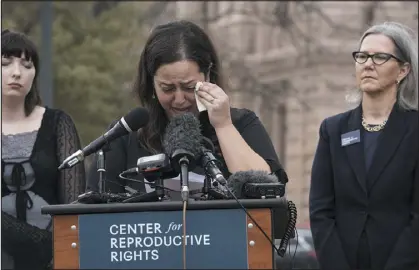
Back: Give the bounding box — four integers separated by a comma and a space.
320, 107, 357, 129
39, 107, 78, 133
230, 107, 257, 122
44, 107, 76, 122
230, 107, 272, 133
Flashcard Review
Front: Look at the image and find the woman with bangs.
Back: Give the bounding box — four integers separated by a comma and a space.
1, 29, 86, 269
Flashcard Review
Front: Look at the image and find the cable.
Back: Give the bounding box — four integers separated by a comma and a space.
74, 174, 177, 204
291, 227, 298, 269
278, 201, 297, 256
182, 201, 187, 270
223, 186, 284, 256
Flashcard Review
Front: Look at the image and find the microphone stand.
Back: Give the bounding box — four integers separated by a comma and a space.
170, 149, 196, 203
122, 177, 167, 203
200, 174, 229, 200
97, 150, 106, 193
97, 139, 111, 193
202, 174, 211, 199
179, 157, 190, 202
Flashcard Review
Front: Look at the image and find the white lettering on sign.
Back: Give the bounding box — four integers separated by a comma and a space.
109, 222, 211, 262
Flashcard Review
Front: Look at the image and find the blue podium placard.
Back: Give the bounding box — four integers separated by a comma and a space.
78, 208, 249, 269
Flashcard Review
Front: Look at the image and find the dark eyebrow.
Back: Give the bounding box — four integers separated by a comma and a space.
158, 80, 196, 86
158, 82, 173, 87
180, 80, 195, 85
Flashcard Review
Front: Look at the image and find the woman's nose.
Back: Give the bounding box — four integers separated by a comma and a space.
173, 89, 186, 104
11, 62, 22, 78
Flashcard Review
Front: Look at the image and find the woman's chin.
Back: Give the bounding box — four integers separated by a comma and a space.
2, 90, 27, 99
169, 108, 199, 118
361, 87, 381, 94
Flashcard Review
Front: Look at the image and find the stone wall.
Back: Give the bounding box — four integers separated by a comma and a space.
170, 1, 418, 224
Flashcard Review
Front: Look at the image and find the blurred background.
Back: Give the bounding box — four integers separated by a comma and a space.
2, 1, 418, 267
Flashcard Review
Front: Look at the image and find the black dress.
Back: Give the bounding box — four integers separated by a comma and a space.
86, 108, 288, 196
1, 107, 86, 270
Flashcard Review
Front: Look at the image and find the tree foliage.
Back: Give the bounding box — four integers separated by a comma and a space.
2, 1, 152, 145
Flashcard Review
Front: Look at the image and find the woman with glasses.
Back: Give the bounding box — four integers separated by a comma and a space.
309, 22, 418, 270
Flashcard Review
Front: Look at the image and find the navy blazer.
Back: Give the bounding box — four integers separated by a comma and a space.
309, 104, 419, 270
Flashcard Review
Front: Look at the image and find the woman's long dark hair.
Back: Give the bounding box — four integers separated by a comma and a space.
133, 20, 226, 154
1, 29, 42, 116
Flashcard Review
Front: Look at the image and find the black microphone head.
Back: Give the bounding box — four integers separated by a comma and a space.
162, 113, 203, 167
227, 170, 278, 198
121, 107, 149, 132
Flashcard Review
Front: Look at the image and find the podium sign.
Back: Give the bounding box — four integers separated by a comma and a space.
78, 209, 248, 269
43, 199, 280, 269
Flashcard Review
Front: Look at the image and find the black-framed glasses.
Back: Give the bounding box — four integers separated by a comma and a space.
352, 51, 404, 65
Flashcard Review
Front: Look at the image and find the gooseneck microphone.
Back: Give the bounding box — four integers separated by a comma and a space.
162, 113, 202, 202
58, 107, 149, 170
200, 137, 227, 186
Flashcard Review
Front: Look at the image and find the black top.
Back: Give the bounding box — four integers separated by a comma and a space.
357, 128, 382, 269
87, 108, 288, 194
309, 103, 419, 270
1, 107, 86, 269
363, 129, 382, 173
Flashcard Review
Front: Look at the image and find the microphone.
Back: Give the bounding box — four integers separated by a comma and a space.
58, 107, 149, 170
226, 170, 285, 199
120, 153, 179, 182
199, 137, 227, 186
162, 113, 202, 202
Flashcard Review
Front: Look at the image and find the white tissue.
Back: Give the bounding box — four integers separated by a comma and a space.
194, 81, 207, 112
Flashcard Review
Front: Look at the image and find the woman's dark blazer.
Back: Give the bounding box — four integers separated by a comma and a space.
309, 103, 418, 270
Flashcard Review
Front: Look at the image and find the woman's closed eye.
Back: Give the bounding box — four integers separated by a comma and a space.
20, 60, 33, 69
1, 56, 12, 66
161, 85, 195, 92
1, 57, 33, 69
183, 85, 195, 91
161, 86, 175, 92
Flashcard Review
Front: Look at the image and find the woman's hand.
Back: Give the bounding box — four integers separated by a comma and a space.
196, 82, 232, 129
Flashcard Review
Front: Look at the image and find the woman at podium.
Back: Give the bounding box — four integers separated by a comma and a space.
1, 30, 86, 269
87, 20, 288, 197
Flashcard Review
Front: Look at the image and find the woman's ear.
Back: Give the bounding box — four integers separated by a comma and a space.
397, 62, 411, 83
205, 62, 213, 82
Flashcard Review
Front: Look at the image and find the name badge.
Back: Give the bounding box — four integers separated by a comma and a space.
341, 130, 360, 147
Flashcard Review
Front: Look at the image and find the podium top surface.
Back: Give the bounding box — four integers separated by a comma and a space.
41, 198, 287, 215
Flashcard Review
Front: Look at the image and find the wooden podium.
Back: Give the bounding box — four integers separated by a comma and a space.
42, 199, 289, 269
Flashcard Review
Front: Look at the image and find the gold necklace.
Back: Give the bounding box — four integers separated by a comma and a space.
362, 116, 387, 132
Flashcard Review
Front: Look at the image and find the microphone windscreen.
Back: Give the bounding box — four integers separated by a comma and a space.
162, 113, 203, 158
227, 170, 278, 198
123, 107, 150, 131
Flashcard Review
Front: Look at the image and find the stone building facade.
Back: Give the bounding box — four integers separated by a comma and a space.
164, 1, 418, 224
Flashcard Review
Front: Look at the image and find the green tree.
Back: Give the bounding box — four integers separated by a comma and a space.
2, 1, 151, 146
